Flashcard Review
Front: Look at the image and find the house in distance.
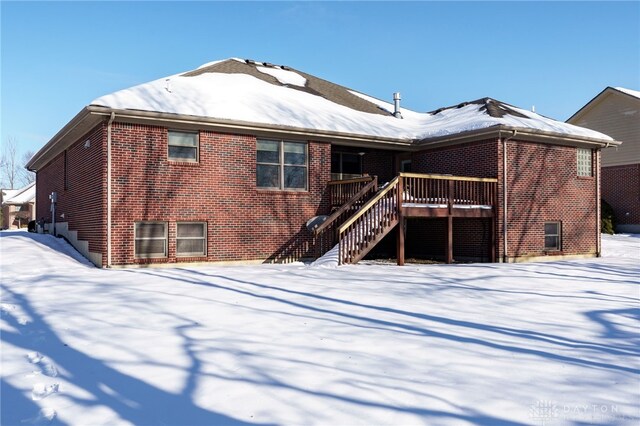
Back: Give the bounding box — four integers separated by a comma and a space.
567, 87, 640, 233
1, 182, 36, 230
26, 58, 617, 268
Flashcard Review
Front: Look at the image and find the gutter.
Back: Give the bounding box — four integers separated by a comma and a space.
29, 107, 619, 172
415, 125, 619, 150
107, 112, 115, 268
86, 106, 415, 148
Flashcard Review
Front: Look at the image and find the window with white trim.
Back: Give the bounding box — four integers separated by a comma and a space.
544, 222, 561, 251
168, 131, 198, 162
257, 140, 308, 190
577, 148, 592, 177
134, 222, 167, 258
176, 222, 207, 257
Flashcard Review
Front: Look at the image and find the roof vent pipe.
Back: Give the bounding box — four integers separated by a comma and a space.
393, 92, 403, 119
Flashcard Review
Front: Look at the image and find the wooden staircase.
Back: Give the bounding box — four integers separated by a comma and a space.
337, 176, 399, 264
312, 173, 498, 266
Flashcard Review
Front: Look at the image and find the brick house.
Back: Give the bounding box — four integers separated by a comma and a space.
567, 87, 640, 233
26, 58, 617, 267
1, 182, 36, 230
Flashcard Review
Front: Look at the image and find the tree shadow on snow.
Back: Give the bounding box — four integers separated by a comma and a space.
132, 269, 640, 424
0, 284, 272, 426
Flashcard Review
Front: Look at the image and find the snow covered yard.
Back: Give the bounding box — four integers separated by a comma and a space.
1, 231, 638, 426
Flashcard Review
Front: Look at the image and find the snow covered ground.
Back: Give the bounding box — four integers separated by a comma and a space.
1, 230, 638, 426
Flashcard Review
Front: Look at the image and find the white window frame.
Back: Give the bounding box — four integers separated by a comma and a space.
544, 221, 561, 251
168, 130, 199, 162
577, 148, 592, 177
256, 139, 308, 191
176, 222, 207, 257
134, 221, 168, 258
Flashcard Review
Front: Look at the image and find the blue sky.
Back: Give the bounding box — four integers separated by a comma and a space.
2, 1, 639, 158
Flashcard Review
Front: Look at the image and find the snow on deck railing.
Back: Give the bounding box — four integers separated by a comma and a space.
400, 172, 497, 208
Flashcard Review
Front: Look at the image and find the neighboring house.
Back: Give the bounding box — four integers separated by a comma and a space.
567, 87, 640, 233
26, 58, 617, 268
1, 182, 36, 230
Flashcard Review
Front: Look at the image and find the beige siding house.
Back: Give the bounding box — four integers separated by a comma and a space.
568, 87, 640, 232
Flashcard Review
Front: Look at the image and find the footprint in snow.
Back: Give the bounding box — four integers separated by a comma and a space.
31, 383, 59, 401
26, 352, 58, 377
21, 407, 57, 425
27, 352, 43, 363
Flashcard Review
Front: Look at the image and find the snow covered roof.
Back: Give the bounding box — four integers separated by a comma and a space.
90, 58, 613, 143
613, 87, 640, 99
1, 188, 19, 201
2, 182, 35, 205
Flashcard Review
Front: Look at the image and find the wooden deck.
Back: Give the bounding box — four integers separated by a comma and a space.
317, 173, 498, 265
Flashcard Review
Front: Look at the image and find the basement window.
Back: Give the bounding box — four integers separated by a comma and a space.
577, 148, 592, 177
544, 222, 561, 251
257, 140, 307, 190
134, 222, 167, 258
168, 131, 198, 162
176, 222, 207, 257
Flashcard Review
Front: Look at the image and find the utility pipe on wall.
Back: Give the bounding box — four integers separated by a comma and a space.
107, 112, 115, 268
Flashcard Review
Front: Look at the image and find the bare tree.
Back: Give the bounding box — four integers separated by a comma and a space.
0, 137, 19, 189
0, 138, 35, 189
19, 150, 36, 186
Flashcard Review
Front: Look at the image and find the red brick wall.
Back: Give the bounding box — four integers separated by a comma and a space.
411, 138, 598, 260
412, 139, 500, 178
602, 163, 640, 226
36, 124, 107, 260
504, 140, 598, 258
363, 149, 397, 183
109, 123, 331, 266
409, 140, 499, 261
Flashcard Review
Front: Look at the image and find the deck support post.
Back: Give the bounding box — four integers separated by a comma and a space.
397, 176, 405, 266
446, 180, 454, 264
490, 217, 496, 263
397, 215, 405, 266
446, 215, 453, 264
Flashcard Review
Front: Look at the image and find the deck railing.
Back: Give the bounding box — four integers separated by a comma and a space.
400, 173, 497, 207
327, 176, 375, 209
315, 172, 498, 265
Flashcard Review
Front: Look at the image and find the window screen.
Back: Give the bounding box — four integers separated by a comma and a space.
257, 140, 307, 190
135, 222, 167, 258
544, 222, 561, 251
176, 222, 206, 257
168, 131, 198, 162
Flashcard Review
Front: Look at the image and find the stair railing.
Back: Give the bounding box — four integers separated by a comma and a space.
337, 176, 400, 265
327, 175, 375, 209
312, 176, 378, 256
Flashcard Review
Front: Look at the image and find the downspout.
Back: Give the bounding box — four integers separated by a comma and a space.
596, 144, 607, 257
502, 130, 517, 263
107, 112, 115, 268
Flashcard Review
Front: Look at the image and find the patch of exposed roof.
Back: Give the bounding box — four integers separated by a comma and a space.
182, 59, 390, 116
89, 58, 613, 143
